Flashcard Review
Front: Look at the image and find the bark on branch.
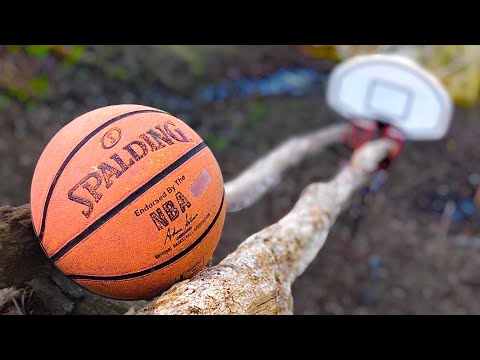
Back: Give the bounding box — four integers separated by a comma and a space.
136, 139, 393, 315
0, 204, 53, 289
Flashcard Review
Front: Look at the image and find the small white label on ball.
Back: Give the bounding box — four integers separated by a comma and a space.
189, 169, 211, 199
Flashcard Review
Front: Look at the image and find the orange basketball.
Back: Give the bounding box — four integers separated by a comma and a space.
30, 104, 226, 300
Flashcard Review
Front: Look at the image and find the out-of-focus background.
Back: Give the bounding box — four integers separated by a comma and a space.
1, 45, 479, 314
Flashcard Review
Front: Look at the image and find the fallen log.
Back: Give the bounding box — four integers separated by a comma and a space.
136, 139, 392, 314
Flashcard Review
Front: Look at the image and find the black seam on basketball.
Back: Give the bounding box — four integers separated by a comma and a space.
37, 109, 167, 242
50, 142, 207, 263
67, 190, 225, 281
47, 144, 204, 256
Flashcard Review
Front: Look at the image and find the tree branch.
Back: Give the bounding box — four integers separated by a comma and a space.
135, 139, 393, 315
225, 123, 350, 212
0, 204, 52, 289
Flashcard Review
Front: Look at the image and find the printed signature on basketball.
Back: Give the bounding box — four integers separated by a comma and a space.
153, 211, 210, 260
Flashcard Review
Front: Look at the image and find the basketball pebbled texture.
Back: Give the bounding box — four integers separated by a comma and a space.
30, 104, 226, 300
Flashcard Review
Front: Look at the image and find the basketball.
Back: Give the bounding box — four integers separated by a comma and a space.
30, 104, 226, 300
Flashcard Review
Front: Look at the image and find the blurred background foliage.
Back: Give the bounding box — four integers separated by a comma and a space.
2, 45, 479, 106
0, 45, 85, 102
301, 45, 480, 106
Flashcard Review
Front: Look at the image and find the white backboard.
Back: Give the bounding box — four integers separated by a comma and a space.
326, 54, 453, 140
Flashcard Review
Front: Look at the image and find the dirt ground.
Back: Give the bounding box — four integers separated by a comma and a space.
1, 45, 479, 314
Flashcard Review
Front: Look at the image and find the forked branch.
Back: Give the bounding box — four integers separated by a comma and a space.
136, 139, 393, 314
225, 123, 349, 212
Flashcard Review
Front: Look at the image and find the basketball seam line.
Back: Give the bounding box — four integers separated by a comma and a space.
45, 143, 203, 258
67, 190, 225, 281
36, 109, 167, 242
50, 141, 207, 263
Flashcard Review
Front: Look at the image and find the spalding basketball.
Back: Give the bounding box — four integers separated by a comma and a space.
30, 104, 226, 300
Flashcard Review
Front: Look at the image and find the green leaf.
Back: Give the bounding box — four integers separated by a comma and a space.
25, 45, 51, 58
7, 45, 21, 54
30, 76, 49, 97
214, 136, 229, 150
7, 87, 30, 101
204, 133, 229, 151
159, 45, 206, 77
0, 94, 12, 109
106, 65, 127, 80
248, 101, 269, 123
66, 45, 85, 64
26, 100, 38, 110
